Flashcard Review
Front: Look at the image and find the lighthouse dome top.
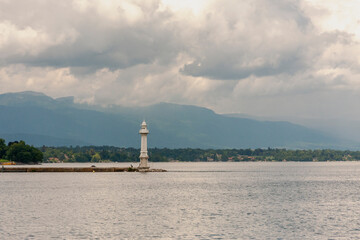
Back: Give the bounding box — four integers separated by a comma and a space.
139, 120, 149, 134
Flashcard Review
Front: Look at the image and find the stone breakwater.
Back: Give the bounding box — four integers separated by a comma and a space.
1, 167, 167, 173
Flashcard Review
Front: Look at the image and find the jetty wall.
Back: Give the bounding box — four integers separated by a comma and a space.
1, 167, 166, 173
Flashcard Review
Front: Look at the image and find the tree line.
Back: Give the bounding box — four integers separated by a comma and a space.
40, 145, 360, 163
3, 137, 359, 164
0, 139, 43, 164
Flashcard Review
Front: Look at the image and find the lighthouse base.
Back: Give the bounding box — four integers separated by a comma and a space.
138, 157, 149, 169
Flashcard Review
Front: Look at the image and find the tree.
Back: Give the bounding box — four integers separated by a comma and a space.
91, 153, 101, 162
73, 152, 91, 162
0, 138, 7, 159
6, 141, 43, 164
149, 153, 168, 162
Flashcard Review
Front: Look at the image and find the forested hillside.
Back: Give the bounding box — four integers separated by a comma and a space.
0, 91, 352, 149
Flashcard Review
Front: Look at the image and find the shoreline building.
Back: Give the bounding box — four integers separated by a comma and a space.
139, 120, 150, 169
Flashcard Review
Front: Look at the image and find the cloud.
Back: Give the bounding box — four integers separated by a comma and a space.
0, 0, 358, 80
179, 0, 356, 81
0, 0, 181, 71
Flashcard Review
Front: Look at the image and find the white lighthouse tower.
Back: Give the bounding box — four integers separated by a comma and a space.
139, 120, 150, 169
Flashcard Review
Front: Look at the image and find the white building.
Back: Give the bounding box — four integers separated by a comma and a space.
139, 120, 150, 169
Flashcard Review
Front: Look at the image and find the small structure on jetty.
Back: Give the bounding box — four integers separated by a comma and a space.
139, 120, 150, 169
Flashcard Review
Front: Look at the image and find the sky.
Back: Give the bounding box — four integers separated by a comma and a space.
0, 0, 360, 121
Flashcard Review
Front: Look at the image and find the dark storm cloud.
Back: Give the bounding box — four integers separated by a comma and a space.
0, 0, 181, 71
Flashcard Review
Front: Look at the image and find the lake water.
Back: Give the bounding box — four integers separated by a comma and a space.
1, 162, 360, 239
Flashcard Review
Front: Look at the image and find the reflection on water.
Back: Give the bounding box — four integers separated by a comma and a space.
1, 162, 360, 239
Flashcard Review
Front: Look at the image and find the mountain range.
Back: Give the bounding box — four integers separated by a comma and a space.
0, 91, 356, 149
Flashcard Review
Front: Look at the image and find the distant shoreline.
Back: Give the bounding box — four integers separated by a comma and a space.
41, 146, 360, 163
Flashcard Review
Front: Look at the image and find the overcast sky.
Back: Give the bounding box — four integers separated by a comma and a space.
0, 0, 360, 120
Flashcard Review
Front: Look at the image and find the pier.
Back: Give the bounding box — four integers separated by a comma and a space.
1, 166, 166, 173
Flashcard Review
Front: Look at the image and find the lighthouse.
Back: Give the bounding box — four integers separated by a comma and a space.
139, 120, 150, 169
